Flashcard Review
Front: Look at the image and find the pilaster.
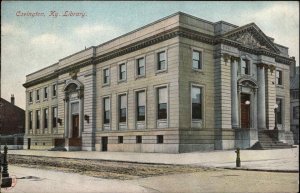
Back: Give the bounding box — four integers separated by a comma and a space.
265, 65, 276, 130
82, 66, 96, 151
214, 53, 232, 129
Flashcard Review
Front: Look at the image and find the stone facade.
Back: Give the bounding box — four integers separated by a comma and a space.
23, 12, 295, 153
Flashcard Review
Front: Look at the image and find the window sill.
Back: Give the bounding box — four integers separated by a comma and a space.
155, 69, 167, 75
192, 68, 204, 74
103, 124, 110, 130
43, 98, 48, 102
135, 75, 145, 80
102, 83, 110, 88
136, 121, 145, 129
36, 100, 40, 103
119, 123, 127, 130
118, 79, 127, 84
157, 119, 168, 128
29, 102, 33, 105
276, 85, 284, 89
52, 96, 57, 99
192, 119, 203, 128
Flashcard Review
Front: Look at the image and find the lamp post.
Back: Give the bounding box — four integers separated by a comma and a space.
274, 104, 278, 130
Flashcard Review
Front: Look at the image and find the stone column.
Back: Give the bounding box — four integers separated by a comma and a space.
257, 63, 267, 130
231, 57, 239, 128
64, 100, 69, 138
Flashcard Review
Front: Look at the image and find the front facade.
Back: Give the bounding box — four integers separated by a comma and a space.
23, 12, 295, 152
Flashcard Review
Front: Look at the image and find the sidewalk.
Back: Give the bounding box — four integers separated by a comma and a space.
8, 146, 299, 172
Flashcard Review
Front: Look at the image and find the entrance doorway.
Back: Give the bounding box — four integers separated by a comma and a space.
72, 114, 79, 138
27, 138, 31, 149
241, 93, 251, 128
102, 137, 108, 151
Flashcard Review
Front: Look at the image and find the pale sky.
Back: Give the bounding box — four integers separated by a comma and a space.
1, 1, 299, 109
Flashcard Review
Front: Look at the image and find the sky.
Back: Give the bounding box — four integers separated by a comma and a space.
1, 1, 299, 109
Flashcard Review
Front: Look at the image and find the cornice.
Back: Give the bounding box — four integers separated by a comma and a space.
23, 25, 294, 88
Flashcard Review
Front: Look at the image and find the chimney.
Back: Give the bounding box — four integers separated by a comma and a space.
11, 94, 15, 105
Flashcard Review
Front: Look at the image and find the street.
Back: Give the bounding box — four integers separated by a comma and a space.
2, 165, 299, 193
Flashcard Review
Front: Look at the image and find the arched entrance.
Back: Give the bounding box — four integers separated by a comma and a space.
235, 78, 259, 149
238, 78, 258, 129
63, 80, 84, 151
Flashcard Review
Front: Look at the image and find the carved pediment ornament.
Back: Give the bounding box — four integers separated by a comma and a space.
238, 78, 258, 94
222, 53, 231, 63
230, 31, 269, 50
268, 65, 276, 74
233, 31, 265, 48
69, 69, 79, 80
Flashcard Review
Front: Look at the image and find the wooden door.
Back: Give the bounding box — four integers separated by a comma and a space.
240, 93, 250, 128
72, 114, 79, 138
241, 103, 250, 128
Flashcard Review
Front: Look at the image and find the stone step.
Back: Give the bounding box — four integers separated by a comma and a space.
253, 130, 293, 150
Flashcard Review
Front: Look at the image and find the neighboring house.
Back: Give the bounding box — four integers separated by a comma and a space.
23, 12, 295, 152
0, 95, 25, 149
290, 66, 299, 144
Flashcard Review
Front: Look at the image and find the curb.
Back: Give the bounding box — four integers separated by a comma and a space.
219, 167, 299, 173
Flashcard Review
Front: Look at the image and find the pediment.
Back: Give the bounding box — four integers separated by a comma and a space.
223, 23, 280, 54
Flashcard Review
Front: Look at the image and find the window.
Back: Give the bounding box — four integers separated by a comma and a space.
291, 90, 299, 99
119, 63, 126, 80
157, 51, 166, 71
276, 98, 283, 124
52, 85, 57, 97
136, 136, 142, 144
276, 70, 282, 85
44, 87, 48, 99
118, 136, 123, 144
36, 90, 40, 101
52, 107, 57, 128
241, 59, 250, 75
119, 95, 127, 123
29, 111, 33, 129
103, 97, 110, 124
44, 108, 48, 129
36, 110, 40, 129
137, 91, 145, 121
103, 68, 110, 84
293, 106, 299, 119
157, 135, 164, 144
29, 92, 33, 103
191, 86, 202, 119
157, 87, 167, 120
137, 57, 145, 76
192, 50, 202, 70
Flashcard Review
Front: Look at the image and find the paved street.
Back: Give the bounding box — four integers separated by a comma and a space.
8, 146, 299, 172
2, 146, 298, 192
2, 165, 299, 193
